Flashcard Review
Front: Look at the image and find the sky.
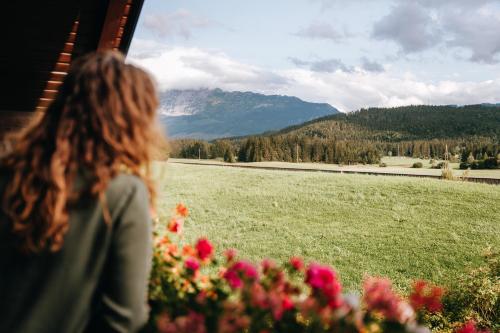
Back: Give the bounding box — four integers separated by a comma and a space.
129, 0, 500, 112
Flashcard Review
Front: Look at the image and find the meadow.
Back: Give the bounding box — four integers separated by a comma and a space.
154, 162, 500, 291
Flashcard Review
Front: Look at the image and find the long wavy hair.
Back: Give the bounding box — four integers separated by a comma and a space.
1, 51, 160, 253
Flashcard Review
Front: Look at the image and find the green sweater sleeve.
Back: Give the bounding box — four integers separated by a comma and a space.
89, 178, 152, 333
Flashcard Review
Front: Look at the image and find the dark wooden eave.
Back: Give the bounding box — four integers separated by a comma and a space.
0, 0, 145, 119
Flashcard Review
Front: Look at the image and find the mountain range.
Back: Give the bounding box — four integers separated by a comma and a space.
159, 88, 339, 139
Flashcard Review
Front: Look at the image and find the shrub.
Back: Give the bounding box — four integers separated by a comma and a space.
483, 157, 498, 169
146, 205, 495, 333
412, 162, 423, 168
431, 162, 446, 169
461, 158, 499, 170
441, 162, 455, 181
223, 149, 236, 163
143, 205, 458, 333
425, 249, 499, 333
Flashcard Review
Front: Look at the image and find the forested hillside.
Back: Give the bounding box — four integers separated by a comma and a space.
169, 104, 500, 166
279, 104, 500, 140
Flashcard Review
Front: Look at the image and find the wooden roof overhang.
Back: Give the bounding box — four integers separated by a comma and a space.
0, 0, 145, 137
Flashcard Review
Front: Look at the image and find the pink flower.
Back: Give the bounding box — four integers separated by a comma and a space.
409, 280, 443, 313
185, 257, 200, 272
223, 269, 243, 289
289, 256, 304, 271
363, 277, 414, 322
195, 238, 214, 261
157, 311, 206, 333
223, 260, 259, 289
305, 263, 343, 309
233, 260, 259, 279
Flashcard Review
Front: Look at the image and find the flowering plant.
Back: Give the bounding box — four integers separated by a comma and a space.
143, 204, 484, 333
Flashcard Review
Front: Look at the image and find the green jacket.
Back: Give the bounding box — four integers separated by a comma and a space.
0, 173, 152, 333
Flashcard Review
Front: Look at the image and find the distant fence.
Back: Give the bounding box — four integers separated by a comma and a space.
169, 160, 500, 186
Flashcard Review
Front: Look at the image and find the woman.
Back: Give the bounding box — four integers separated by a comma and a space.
0, 51, 160, 332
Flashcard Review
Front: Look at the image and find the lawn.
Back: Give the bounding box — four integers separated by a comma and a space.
153, 162, 500, 291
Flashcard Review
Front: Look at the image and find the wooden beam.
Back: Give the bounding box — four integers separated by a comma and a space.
97, 0, 129, 51
119, 0, 144, 54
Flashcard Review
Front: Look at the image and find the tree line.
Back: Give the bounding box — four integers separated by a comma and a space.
167, 104, 500, 167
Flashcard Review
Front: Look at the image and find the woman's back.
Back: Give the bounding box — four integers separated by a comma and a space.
0, 51, 161, 332
0, 172, 152, 333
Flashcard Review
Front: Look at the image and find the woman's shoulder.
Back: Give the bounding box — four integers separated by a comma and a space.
107, 173, 148, 195
106, 173, 150, 219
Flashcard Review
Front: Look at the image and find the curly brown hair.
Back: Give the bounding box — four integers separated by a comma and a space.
1, 51, 161, 253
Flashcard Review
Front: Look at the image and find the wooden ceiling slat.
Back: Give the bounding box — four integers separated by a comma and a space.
53, 62, 71, 72
120, 16, 128, 27
37, 98, 53, 108
50, 72, 67, 81
124, 4, 131, 15
41, 90, 59, 99
57, 53, 72, 63
67, 32, 77, 43
46, 81, 63, 90
63, 42, 75, 53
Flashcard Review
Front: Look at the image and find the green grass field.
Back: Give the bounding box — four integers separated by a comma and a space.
153, 162, 500, 291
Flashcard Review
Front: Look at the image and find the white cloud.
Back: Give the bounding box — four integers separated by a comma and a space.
129, 44, 500, 112
142, 9, 214, 39
371, 0, 500, 63
128, 44, 287, 93
294, 22, 348, 42
372, 2, 441, 53
289, 57, 354, 73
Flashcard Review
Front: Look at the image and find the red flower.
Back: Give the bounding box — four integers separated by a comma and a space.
223, 260, 259, 289
223, 269, 242, 289
305, 263, 343, 309
455, 321, 490, 333
195, 238, 214, 261
290, 256, 304, 271
409, 280, 443, 313
234, 261, 259, 280
185, 257, 200, 272
176, 203, 189, 217
270, 293, 294, 320
168, 218, 183, 234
